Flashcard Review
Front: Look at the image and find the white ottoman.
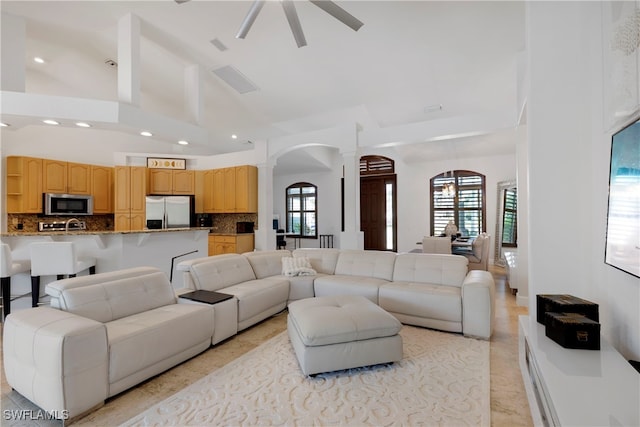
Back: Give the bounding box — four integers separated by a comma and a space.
287, 295, 403, 376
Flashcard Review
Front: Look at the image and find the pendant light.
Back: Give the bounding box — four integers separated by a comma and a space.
442, 171, 456, 198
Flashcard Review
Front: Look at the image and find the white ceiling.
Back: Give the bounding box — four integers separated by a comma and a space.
0, 0, 526, 171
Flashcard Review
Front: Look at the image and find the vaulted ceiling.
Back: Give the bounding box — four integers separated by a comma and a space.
1, 1, 526, 169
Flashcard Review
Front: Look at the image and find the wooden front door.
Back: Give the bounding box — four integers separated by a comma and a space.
360, 175, 396, 251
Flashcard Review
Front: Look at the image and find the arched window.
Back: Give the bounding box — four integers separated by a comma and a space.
430, 170, 486, 237
286, 182, 317, 238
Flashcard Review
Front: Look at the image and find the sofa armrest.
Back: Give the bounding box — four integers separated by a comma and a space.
460, 270, 496, 339
3, 307, 109, 420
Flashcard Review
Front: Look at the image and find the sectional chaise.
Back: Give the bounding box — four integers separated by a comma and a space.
2, 248, 495, 421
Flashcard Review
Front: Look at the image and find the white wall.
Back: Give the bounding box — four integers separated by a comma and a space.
272, 144, 517, 257
527, 1, 639, 361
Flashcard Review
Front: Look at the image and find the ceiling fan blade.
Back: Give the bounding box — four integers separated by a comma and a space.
174, 0, 190, 3
309, 0, 363, 32
281, 0, 307, 48
236, 0, 266, 39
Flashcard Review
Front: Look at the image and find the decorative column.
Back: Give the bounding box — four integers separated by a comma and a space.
254, 141, 275, 251
1, 13, 26, 92
340, 150, 364, 249
118, 14, 141, 106
184, 64, 203, 125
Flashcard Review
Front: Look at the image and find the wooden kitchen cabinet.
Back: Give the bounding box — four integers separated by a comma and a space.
6, 156, 43, 213
208, 234, 254, 255
114, 166, 147, 231
43, 160, 91, 194
91, 165, 113, 214
172, 170, 195, 195
148, 169, 195, 195
207, 165, 257, 213
197, 170, 215, 213
235, 165, 258, 213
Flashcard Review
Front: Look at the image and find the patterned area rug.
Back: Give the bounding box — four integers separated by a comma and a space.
122, 326, 490, 426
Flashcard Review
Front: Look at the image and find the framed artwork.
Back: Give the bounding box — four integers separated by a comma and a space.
605, 117, 640, 278
147, 158, 186, 169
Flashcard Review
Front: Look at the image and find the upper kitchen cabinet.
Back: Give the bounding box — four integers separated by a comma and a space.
43, 160, 91, 195
148, 169, 195, 195
208, 165, 257, 213
194, 170, 213, 213
235, 165, 258, 213
91, 165, 114, 214
6, 156, 43, 213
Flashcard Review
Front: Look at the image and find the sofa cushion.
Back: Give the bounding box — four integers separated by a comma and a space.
313, 275, 389, 303
219, 277, 290, 324
334, 250, 396, 281
107, 304, 214, 385
244, 250, 292, 279
48, 270, 176, 323
392, 253, 468, 287
286, 273, 324, 302
379, 282, 462, 323
292, 249, 340, 274
190, 254, 257, 291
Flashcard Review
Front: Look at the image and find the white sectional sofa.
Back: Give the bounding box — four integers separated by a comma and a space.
3, 249, 495, 421
2, 267, 215, 421
179, 248, 495, 339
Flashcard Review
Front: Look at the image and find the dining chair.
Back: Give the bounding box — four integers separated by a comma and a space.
463, 233, 491, 271
421, 236, 452, 254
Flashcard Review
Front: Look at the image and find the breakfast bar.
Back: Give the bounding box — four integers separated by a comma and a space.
1, 228, 209, 314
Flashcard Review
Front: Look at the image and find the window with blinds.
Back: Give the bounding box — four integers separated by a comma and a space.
286, 182, 317, 238
502, 188, 517, 247
430, 171, 486, 237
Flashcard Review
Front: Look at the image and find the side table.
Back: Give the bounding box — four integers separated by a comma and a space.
178, 290, 238, 345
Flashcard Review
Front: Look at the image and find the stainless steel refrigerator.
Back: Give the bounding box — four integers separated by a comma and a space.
145, 196, 193, 229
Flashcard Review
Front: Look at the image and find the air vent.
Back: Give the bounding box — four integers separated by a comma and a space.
212, 65, 258, 94
210, 38, 228, 52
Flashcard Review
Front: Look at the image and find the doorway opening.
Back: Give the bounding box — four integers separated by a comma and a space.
360, 155, 397, 251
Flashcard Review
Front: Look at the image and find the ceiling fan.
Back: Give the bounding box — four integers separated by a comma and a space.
176, 0, 363, 48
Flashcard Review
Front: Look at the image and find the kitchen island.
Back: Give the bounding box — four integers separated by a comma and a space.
1, 228, 210, 313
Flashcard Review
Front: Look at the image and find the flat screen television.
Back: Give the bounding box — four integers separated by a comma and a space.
604, 116, 640, 278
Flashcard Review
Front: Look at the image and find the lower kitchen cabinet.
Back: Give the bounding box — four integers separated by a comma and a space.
208, 234, 254, 255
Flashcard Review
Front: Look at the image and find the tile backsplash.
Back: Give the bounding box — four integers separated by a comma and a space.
210, 213, 258, 234
6, 214, 114, 232
6, 213, 258, 234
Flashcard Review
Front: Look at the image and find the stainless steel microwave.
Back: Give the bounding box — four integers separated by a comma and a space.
44, 193, 93, 216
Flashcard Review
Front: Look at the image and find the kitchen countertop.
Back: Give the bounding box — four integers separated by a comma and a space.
1, 227, 212, 237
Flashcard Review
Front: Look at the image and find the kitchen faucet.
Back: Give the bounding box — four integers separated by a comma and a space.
65, 218, 80, 233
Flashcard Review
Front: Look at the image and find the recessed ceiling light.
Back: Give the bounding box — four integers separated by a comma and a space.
43, 119, 59, 125
231, 134, 238, 139
178, 140, 189, 145
34, 57, 45, 64
75, 122, 91, 128
140, 131, 153, 137
0, 122, 9, 127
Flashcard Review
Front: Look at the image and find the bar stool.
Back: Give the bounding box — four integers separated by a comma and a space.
1, 244, 31, 319
29, 242, 96, 308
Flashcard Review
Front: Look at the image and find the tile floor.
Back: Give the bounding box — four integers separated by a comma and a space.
1, 266, 533, 426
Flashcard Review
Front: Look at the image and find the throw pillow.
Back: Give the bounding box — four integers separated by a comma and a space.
282, 256, 316, 277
